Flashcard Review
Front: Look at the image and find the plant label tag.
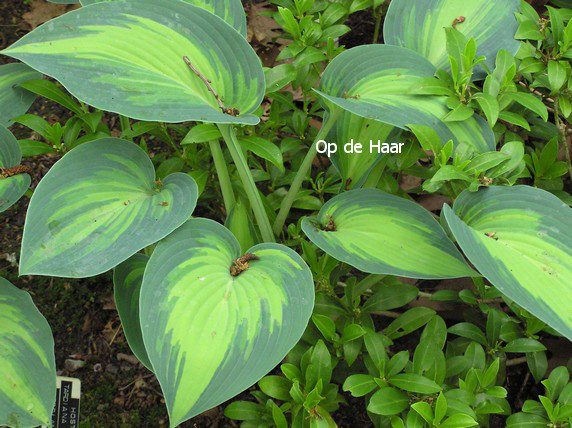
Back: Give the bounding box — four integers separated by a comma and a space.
50, 376, 81, 428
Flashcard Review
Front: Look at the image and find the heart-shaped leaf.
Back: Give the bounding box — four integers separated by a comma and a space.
302, 189, 477, 279
20, 138, 198, 277
113, 254, 152, 370
443, 185, 572, 340
0, 63, 40, 126
315, 45, 495, 153
78, 0, 247, 36
140, 218, 314, 427
2, 0, 264, 125
384, 0, 520, 78
0, 277, 56, 427
0, 125, 31, 213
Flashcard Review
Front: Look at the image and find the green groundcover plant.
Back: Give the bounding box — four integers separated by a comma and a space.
0, 0, 571, 426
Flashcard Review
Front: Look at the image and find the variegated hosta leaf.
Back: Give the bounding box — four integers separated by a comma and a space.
0, 125, 31, 213
0, 277, 56, 427
316, 45, 495, 153
384, 0, 520, 78
20, 138, 198, 278
2, 0, 263, 125
78, 0, 247, 36
302, 189, 477, 279
113, 254, 152, 370
0, 63, 40, 126
140, 218, 314, 426
443, 186, 572, 340
329, 112, 399, 189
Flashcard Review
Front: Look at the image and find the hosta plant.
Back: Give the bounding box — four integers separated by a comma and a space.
0, 0, 571, 426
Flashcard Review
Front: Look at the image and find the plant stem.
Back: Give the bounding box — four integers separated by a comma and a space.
273, 109, 342, 235
218, 124, 275, 243
554, 97, 572, 182
372, 6, 383, 44
506, 357, 527, 367
208, 140, 236, 215
119, 115, 132, 140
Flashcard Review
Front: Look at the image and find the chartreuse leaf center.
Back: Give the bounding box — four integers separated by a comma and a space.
20, 138, 198, 278
302, 188, 477, 279
139, 218, 314, 427
0, 277, 56, 427
443, 185, 572, 340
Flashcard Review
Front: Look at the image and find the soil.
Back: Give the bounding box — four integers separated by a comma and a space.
0, 1, 568, 428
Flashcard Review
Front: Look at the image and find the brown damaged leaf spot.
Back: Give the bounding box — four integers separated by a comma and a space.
322, 216, 336, 232
230, 253, 260, 277
0, 165, 32, 178
452, 16, 466, 29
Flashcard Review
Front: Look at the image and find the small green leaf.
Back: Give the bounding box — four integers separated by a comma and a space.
341, 324, 366, 342
238, 136, 284, 173
499, 111, 531, 130
384, 307, 436, 340
504, 338, 547, 353
312, 314, 336, 342
259, 376, 293, 401
388, 373, 442, 394
343, 374, 378, 397
473, 93, 499, 126
506, 92, 548, 122
448, 323, 488, 346
506, 412, 548, 427
368, 387, 409, 416
443, 104, 475, 122
224, 401, 266, 421
182, 124, 222, 144
362, 283, 419, 313
411, 401, 433, 424
548, 60, 568, 94
441, 413, 479, 428
18, 79, 83, 115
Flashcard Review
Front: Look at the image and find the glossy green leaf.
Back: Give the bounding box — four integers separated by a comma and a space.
0, 63, 40, 126
20, 138, 198, 277
368, 387, 409, 415
443, 185, 572, 340
139, 218, 314, 427
113, 254, 152, 370
78, 0, 247, 36
316, 45, 494, 153
2, 0, 263, 125
302, 189, 477, 279
238, 136, 284, 173
0, 125, 31, 213
388, 373, 441, 394
0, 277, 56, 427
384, 0, 520, 78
